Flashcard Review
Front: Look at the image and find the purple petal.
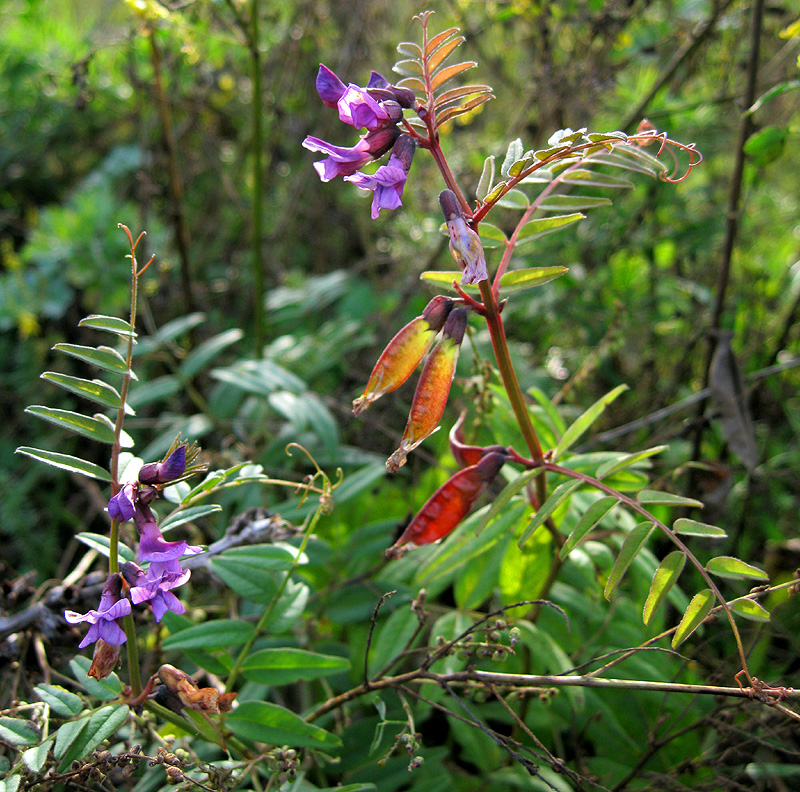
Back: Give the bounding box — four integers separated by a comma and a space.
367, 71, 389, 89
138, 519, 201, 563
96, 619, 128, 646
108, 483, 136, 522
302, 135, 372, 181
316, 64, 346, 108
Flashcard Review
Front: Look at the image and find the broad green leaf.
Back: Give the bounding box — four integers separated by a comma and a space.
52, 343, 132, 377
78, 314, 136, 337
730, 598, 770, 622
209, 544, 301, 603
476, 154, 495, 200
16, 447, 112, 482
518, 479, 582, 547
179, 328, 243, 380
57, 704, 129, 772
478, 222, 507, 249
70, 656, 122, 700
25, 406, 116, 443
227, 701, 341, 749
40, 372, 126, 411
743, 125, 787, 166
748, 79, 800, 114
76, 532, 136, 564
527, 386, 567, 435
160, 504, 222, 532
396, 40, 422, 59
369, 607, 419, 677
241, 648, 349, 686
496, 188, 529, 210
515, 213, 584, 246
393, 58, 424, 77
262, 579, 309, 634
497, 266, 568, 293
474, 469, 537, 536
672, 589, 715, 647
183, 649, 232, 677
0, 718, 39, 747
604, 522, 654, 599
34, 684, 83, 718
596, 446, 668, 479
126, 375, 182, 408
501, 138, 524, 177
538, 195, 612, 211
643, 551, 686, 625
637, 490, 704, 508
133, 312, 205, 356
419, 270, 480, 293
162, 619, 256, 650
534, 144, 570, 161
54, 717, 89, 760
561, 496, 618, 558
706, 556, 768, 581
562, 169, 633, 188
22, 738, 54, 773
673, 519, 727, 539
554, 384, 628, 459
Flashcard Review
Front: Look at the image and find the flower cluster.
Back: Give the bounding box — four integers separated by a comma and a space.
64, 444, 201, 677
303, 64, 417, 218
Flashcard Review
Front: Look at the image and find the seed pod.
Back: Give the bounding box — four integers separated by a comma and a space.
353, 296, 453, 416
386, 451, 508, 559
386, 308, 467, 472
449, 410, 507, 468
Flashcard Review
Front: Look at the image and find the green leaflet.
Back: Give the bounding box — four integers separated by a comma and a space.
16, 447, 112, 482
604, 522, 654, 599
561, 495, 618, 559
706, 556, 768, 581
554, 384, 628, 459
642, 551, 686, 625
672, 589, 715, 648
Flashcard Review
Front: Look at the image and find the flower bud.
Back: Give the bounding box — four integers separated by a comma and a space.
439, 190, 488, 285
386, 308, 468, 473
138, 445, 187, 485
386, 451, 507, 558
353, 296, 453, 416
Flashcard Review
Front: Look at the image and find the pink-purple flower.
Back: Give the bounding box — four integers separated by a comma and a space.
345, 134, 416, 219
65, 574, 131, 648
127, 560, 190, 622
303, 127, 400, 182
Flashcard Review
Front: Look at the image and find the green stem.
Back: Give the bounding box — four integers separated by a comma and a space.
225, 494, 326, 692
250, 0, 265, 354
477, 278, 547, 510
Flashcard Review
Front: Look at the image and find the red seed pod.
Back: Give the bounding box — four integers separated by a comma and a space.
386, 451, 508, 559
449, 410, 507, 469
386, 308, 467, 472
353, 296, 454, 416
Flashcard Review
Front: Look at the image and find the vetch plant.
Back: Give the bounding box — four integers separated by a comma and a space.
305, 12, 794, 708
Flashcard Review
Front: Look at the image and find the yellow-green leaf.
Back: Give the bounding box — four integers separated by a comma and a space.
706, 556, 768, 581
643, 551, 686, 625
672, 589, 715, 648
604, 522, 653, 599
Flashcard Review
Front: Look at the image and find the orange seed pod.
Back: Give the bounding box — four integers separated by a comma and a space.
385, 451, 508, 559
353, 295, 453, 416
386, 308, 467, 472
449, 410, 507, 468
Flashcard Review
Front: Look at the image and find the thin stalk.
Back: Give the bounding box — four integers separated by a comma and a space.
477, 278, 547, 512
111, 225, 149, 695
225, 493, 326, 692
250, 0, 265, 353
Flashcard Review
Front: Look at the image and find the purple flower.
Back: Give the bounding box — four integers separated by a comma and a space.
130, 561, 190, 622
303, 127, 400, 182
138, 445, 187, 486
64, 574, 132, 649
337, 84, 394, 131
439, 190, 489, 285
345, 135, 416, 219
135, 503, 201, 563
108, 482, 137, 522
315, 64, 347, 107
